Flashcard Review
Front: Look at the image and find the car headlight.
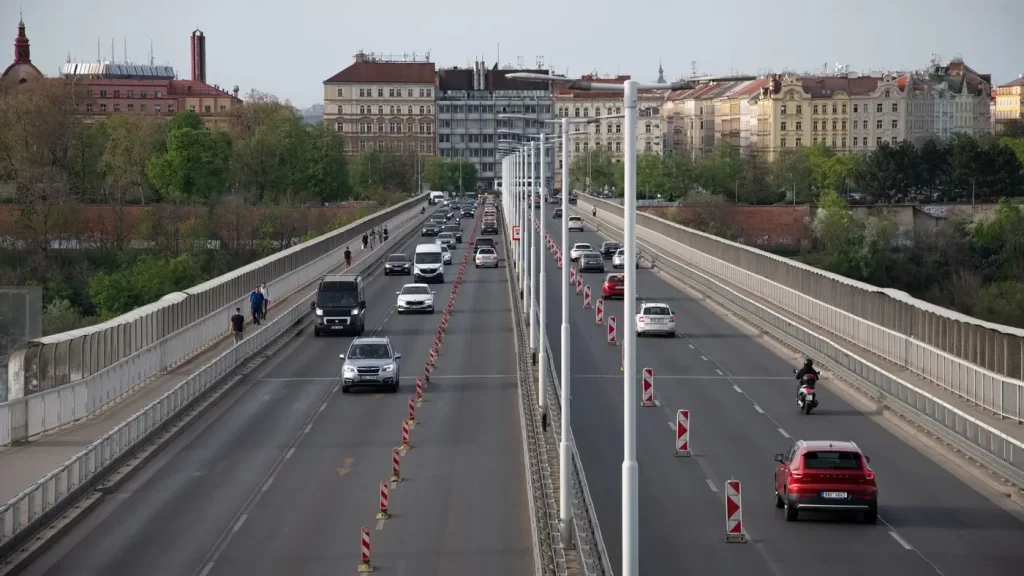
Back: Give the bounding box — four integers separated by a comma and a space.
350, 309, 360, 316
315, 308, 324, 316
381, 363, 395, 372
343, 365, 356, 373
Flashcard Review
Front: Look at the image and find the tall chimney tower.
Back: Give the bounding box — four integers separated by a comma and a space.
190, 29, 207, 83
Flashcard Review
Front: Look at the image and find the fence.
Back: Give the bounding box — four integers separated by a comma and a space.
0, 287, 42, 404
0, 200, 427, 445
0, 208, 429, 556
6, 194, 427, 398
579, 196, 1024, 423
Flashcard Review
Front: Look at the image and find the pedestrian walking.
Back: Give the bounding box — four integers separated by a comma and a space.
369, 228, 376, 249
362, 232, 368, 250
382, 225, 389, 242
230, 307, 245, 343
344, 246, 352, 269
260, 282, 271, 320
249, 286, 265, 325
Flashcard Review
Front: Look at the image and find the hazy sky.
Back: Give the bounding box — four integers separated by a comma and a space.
3, 0, 1020, 107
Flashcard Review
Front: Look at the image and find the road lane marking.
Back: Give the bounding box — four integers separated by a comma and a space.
733, 385, 743, 393
258, 374, 517, 382
688, 344, 694, 349
260, 478, 273, 492
889, 531, 913, 550
198, 563, 214, 576
715, 369, 724, 375
754, 405, 764, 414
233, 514, 248, 532
777, 428, 790, 438
700, 355, 708, 361
667, 421, 674, 430
706, 479, 719, 492
284, 447, 295, 460
337, 458, 355, 477
654, 398, 661, 407
574, 375, 792, 380
304, 423, 313, 434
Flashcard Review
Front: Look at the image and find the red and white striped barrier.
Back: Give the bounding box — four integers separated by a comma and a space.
428, 349, 437, 366
595, 299, 604, 324
642, 368, 655, 407
391, 447, 401, 482
725, 480, 746, 543
582, 285, 592, 308
557, 253, 562, 268
607, 316, 617, 345
408, 396, 416, 423
359, 526, 373, 572
377, 480, 390, 519
416, 377, 424, 400
433, 334, 441, 349
401, 419, 411, 450
569, 266, 576, 284
675, 409, 691, 457
575, 274, 583, 295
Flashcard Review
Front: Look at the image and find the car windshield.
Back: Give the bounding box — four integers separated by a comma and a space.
478, 248, 496, 256
802, 451, 863, 470
569, 216, 582, 222
585, 253, 601, 259
444, 226, 459, 232
415, 252, 443, 264
347, 343, 392, 360
643, 306, 671, 315
616, 249, 625, 256
603, 243, 621, 250
440, 245, 449, 253
401, 286, 431, 295
386, 254, 408, 262
607, 275, 624, 283
574, 244, 592, 251
320, 291, 358, 307
439, 233, 454, 239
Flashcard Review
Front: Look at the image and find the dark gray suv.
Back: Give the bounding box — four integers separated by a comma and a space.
339, 337, 402, 393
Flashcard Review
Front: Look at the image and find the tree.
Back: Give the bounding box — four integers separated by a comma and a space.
422, 156, 450, 190
99, 114, 166, 204
811, 189, 859, 276
569, 148, 621, 194
303, 123, 351, 203
349, 149, 417, 195
446, 159, 477, 193
146, 114, 232, 205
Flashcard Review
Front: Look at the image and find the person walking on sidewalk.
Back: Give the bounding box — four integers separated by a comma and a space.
344, 246, 352, 269
259, 281, 271, 320
362, 232, 368, 250
369, 228, 376, 250
230, 307, 245, 343
249, 286, 265, 325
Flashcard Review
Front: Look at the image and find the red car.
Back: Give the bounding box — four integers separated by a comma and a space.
774, 440, 877, 523
602, 273, 624, 299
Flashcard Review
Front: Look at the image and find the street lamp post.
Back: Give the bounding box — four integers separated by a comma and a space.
538, 134, 547, 412
528, 141, 537, 362
507, 73, 699, 576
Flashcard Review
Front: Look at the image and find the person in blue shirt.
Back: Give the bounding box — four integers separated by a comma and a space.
249, 287, 265, 325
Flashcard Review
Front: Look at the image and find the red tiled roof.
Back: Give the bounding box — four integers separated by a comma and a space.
1, 60, 42, 82
799, 76, 880, 97
324, 61, 436, 84
730, 78, 771, 97
76, 78, 241, 101
1001, 76, 1024, 88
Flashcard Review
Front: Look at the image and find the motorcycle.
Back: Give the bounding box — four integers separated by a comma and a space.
793, 370, 819, 415
420, 207, 426, 215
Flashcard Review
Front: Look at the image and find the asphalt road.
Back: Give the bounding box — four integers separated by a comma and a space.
541, 208, 1024, 576
20, 217, 534, 576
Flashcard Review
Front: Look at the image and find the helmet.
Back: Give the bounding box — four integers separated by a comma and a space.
804, 358, 814, 368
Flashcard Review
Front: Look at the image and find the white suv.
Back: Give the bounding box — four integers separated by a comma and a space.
568, 216, 584, 231
636, 302, 676, 336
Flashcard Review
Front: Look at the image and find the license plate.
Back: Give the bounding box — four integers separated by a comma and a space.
331, 325, 345, 330
359, 375, 378, 381
821, 492, 847, 499
650, 318, 666, 323
804, 393, 814, 401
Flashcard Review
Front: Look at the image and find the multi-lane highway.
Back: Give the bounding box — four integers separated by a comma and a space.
541, 205, 1024, 576
20, 215, 534, 576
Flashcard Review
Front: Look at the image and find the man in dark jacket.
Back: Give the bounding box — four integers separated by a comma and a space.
249, 287, 265, 325
230, 307, 245, 343
795, 358, 819, 398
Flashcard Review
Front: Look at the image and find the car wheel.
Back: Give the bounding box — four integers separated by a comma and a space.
341, 385, 351, 394
862, 504, 878, 524
783, 495, 798, 521
313, 330, 320, 337
390, 382, 400, 393
774, 489, 784, 509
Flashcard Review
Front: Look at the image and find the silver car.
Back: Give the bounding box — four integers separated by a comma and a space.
579, 252, 605, 273
612, 247, 639, 269
436, 232, 457, 250
339, 337, 402, 393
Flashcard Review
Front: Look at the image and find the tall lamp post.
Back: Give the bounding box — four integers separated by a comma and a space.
507, 72, 698, 576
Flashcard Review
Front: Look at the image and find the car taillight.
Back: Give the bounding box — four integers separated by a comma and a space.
789, 470, 803, 480
669, 316, 675, 322
864, 469, 875, 481
638, 316, 645, 322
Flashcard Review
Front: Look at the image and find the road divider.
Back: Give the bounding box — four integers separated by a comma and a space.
642, 368, 655, 407
359, 526, 373, 572
595, 299, 604, 325
377, 481, 390, 520
569, 265, 576, 285
575, 274, 583, 295
391, 448, 401, 483
724, 480, 745, 543
607, 316, 617, 345
675, 410, 691, 457
583, 285, 591, 308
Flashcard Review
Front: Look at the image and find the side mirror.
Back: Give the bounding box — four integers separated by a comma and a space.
338, 354, 345, 360
774, 453, 785, 463
431, 291, 436, 294
792, 369, 798, 374
395, 353, 402, 359
396, 291, 401, 295
864, 455, 871, 463
309, 301, 316, 311
359, 301, 366, 309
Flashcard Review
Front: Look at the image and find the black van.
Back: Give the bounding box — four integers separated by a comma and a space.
473, 237, 496, 254
310, 274, 366, 336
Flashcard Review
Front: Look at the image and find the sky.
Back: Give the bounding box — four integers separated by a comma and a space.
3, 0, 1021, 108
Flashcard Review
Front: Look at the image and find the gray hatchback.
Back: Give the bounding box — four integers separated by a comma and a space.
339, 337, 402, 393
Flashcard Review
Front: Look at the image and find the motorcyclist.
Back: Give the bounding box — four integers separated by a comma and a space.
795, 358, 819, 399
382, 226, 389, 242
421, 206, 426, 215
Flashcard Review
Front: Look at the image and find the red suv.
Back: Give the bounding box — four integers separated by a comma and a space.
774, 440, 877, 523
602, 273, 624, 299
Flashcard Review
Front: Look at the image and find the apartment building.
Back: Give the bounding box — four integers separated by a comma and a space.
994, 75, 1024, 132
552, 74, 664, 182
323, 52, 436, 155
436, 62, 554, 191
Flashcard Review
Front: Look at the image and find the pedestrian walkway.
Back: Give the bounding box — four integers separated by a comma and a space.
576, 204, 1024, 447
0, 240, 380, 504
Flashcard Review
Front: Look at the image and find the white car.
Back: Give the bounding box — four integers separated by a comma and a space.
636, 302, 675, 336
612, 247, 639, 269
569, 242, 593, 262
475, 247, 499, 268
568, 216, 584, 232
395, 284, 435, 314
439, 244, 453, 265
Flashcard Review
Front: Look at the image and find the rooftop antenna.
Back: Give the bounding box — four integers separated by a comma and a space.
496, 42, 499, 68
111, 38, 115, 62
124, 38, 127, 63
691, 60, 697, 78
96, 37, 100, 62
149, 39, 154, 66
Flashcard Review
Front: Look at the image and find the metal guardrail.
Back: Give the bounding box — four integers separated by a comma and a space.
582, 207, 1024, 486
6, 194, 429, 398
581, 195, 1024, 381
0, 200, 426, 446
578, 197, 1024, 424
0, 210, 429, 558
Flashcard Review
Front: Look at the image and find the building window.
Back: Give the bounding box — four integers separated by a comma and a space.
832, 120, 837, 131
645, 122, 651, 134
606, 123, 612, 134
127, 90, 134, 98
378, 122, 385, 132
113, 104, 121, 112
378, 140, 385, 150
188, 104, 196, 112
876, 103, 883, 113
100, 103, 107, 112
795, 138, 802, 147
574, 141, 581, 152
100, 90, 108, 97
841, 120, 847, 130
420, 122, 428, 134
140, 104, 146, 111
574, 108, 580, 117
832, 105, 837, 114
359, 88, 365, 97
127, 103, 134, 112
86, 103, 93, 112
389, 105, 395, 114
336, 87, 343, 97
407, 88, 413, 97
853, 137, 859, 146
205, 105, 212, 113
378, 106, 384, 115
154, 104, 161, 112
853, 104, 858, 113
615, 123, 621, 134
426, 89, 432, 97
876, 120, 882, 129
141, 91, 148, 98
780, 137, 787, 148
813, 104, 819, 114
841, 137, 847, 147
876, 136, 882, 146
813, 137, 818, 145
795, 121, 802, 131
853, 120, 858, 129
884, 90, 890, 98
891, 103, 898, 113
336, 121, 343, 132
891, 119, 898, 129
615, 141, 621, 152
781, 104, 787, 114
813, 121, 819, 131
389, 88, 396, 97
890, 136, 897, 145
645, 142, 652, 151
155, 91, 161, 98
832, 138, 837, 147
796, 104, 802, 114
113, 90, 120, 98
418, 105, 424, 115
359, 105, 365, 114
781, 121, 787, 131
594, 123, 601, 134
167, 105, 174, 113
841, 104, 847, 114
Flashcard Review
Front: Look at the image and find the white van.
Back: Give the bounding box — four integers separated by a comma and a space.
429, 191, 445, 205
413, 243, 445, 283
